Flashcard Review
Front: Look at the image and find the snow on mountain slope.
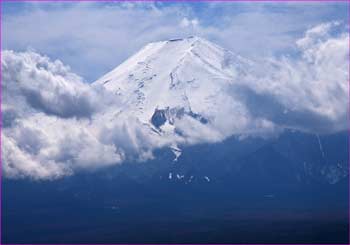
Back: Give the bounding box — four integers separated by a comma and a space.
93, 36, 267, 146
96, 37, 233, 102
95, 37, 235, 119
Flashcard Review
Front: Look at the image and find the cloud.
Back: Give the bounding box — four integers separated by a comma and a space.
2, 133, 72, 180
2, 113, 125, 180
180, 17, 199, 28
1, 50, 107, 119
1, 51, 125, 179
234, 22, 348, 133
1, 21, 348, 180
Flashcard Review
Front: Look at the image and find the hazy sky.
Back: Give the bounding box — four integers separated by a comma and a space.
2, 2, 348, 81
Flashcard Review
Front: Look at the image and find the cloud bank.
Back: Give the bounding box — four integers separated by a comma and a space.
1, 22, 348, 180
236, 21, 348, 133
2, 51, 125, 179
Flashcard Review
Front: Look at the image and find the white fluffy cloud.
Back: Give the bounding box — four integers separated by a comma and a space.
236, 22, 348, 133
1, 51, 109, 119
1, 22, 348, 180
1, 51, 125, 179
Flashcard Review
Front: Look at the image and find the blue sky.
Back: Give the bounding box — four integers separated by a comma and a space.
2, 1, 348, 82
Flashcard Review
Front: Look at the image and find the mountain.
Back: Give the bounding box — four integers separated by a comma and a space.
93, 36, 261, 159
90, 36, 348, 186
94, 36, 248, 123
3, 37, 348, 243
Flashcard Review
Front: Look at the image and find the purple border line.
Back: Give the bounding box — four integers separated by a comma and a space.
0, 0, 349, 245
1, 0, 342, 1
348, 0, 350, 244
0, 0, 2, 242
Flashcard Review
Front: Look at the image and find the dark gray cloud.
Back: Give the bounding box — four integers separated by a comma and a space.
21, 87, 96, 118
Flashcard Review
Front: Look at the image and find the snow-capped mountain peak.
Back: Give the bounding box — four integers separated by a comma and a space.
94, 36, 250, 132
